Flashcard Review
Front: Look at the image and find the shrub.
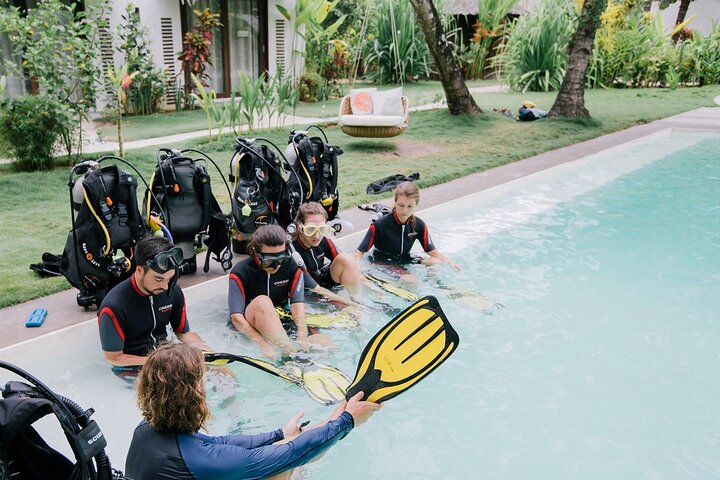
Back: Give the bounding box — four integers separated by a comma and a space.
496, 0, 575, 92
298, 72, 323, 102
0, 95, 71, 171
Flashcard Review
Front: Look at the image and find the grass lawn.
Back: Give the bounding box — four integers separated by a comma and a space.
2, 85, 719, 308
94, 79, 495, 142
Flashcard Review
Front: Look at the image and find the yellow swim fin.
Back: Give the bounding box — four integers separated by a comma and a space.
345, 295, 459, 403
204, 352, 349, 405
364, 273, 419, 302
274, 306, 359, 329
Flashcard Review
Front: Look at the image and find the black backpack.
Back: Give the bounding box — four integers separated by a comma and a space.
286, 128, 342, 221
230, 138, 292, 237
145, 149, 233, 273
61, 162, 145, 309
0, 361, 127, 480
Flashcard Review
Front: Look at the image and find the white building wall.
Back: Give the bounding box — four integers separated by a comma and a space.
268, 0, 305, 80
650, 0, 720, 36
91, 0, 183, 111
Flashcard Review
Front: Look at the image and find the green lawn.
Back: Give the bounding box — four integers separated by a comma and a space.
95, 79, 496, 142
2, 85, 719, 307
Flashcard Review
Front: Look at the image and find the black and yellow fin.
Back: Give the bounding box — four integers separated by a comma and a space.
204, 352, 349, 405
274, 306, 358, 329
345, 295, 459, 403
364, 273, 419, 302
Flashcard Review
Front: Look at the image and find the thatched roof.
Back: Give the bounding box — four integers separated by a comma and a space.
444, 0, 541, 15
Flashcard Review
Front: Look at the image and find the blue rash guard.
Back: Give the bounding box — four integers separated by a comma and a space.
357, 211, 436, 263
125, 412, 355, 480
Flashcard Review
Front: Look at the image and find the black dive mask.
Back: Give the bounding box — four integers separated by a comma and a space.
257, 250, 291, 269
145, 246, 183, 274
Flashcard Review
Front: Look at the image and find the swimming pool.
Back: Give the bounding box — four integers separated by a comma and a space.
1, 128, 718, 478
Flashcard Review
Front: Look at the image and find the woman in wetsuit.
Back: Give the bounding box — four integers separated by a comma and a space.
125, 343, 380, 480
228, 224, 330, 359
355, 181, 460, 270
292, 202, 363, 300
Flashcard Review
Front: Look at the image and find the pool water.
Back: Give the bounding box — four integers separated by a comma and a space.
1, 129, 718, 479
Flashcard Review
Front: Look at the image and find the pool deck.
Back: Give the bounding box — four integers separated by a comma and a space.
2, 106, 719, 350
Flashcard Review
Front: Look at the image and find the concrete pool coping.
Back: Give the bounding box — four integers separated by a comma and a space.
2, 106, 719, 350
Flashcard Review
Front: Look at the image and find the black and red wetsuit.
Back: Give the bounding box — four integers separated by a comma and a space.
292, 236, 339, 288
357, 210, 436, 264
228, 256, 304, 314
97, 275, 189, 357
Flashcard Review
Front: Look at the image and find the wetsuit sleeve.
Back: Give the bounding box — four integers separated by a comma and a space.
171, 289, 190, 334
302, 270, 318, 289
213, 429, 284, 448
98, 307, 125, 352
324, 238, 339, 261
418, 218, 436, 253
177, 412, 354, 480
228, 273, 247, 315
289, 267, 305, 304
357, 224, 376, 253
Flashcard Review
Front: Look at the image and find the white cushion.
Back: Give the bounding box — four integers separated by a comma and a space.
371, 87, 404, 116
349, 88, 376, 115
339, 114, 406, 127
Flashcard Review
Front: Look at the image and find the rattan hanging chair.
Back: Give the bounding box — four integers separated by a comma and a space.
338, 95, 409, 138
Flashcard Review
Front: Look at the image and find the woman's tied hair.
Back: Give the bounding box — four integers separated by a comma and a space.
135, 235, 173, 268
248, 224, 288, 257
136, 343, 211, 433
293, 202, 327, 240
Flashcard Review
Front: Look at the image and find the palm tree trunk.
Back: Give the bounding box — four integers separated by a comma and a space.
408, 0, 482, 115
675, 0, 691, 26
548, 0, 607, 118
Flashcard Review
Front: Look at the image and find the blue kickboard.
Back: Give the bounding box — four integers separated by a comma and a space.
25, 308, 47, 328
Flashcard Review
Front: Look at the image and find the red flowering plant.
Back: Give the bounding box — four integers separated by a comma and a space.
178, 8, 222, 107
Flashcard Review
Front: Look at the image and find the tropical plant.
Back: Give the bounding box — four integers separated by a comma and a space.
0, 0, 105, 163
593, 9, 690, 87
234, 71, 268, 133
116, 3, 167, 115
0, 94, 71, 171
365, 0, 432, 83
107, 64, 138, 157
684, 20, 720, 85
178, 8, 222, 104
190, 73, 217, 142
463, 0, 518, 79
277, 0, 345, 76
497, 0, 575, 92
273, 66, 300, 128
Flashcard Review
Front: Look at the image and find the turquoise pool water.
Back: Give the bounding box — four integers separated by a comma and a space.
1, 129, 718, 478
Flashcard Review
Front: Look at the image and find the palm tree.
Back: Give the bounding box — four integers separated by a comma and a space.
548, 0, 608, 118
408, 0, 482, 115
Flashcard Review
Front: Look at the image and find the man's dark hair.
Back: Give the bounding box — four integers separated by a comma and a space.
135, 235, 173, 267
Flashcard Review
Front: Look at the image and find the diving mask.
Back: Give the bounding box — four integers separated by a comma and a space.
301, 224, 333, 237
145, 246, 183, 274
257, 250, 291, 270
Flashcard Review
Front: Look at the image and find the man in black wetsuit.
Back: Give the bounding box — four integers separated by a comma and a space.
97, 236, 209, 372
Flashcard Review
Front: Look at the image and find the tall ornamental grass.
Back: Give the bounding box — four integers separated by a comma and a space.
496, 0, 575, 92
363, 0, 432, 83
